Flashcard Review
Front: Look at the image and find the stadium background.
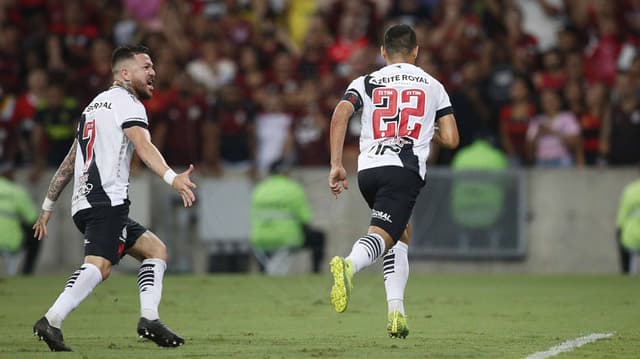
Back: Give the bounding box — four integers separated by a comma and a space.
1, 0, 640, 274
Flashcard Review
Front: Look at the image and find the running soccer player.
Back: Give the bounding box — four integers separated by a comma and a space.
328, 24, 459, 338
31, 45, 196, 351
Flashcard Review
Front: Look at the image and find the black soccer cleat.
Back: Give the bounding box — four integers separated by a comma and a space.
33, 317, 72, 352
137, 318, 185, 348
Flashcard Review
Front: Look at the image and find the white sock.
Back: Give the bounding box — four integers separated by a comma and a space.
138, 258, 166, 320
383, 241, 409, 315
45, 263, 103, 328
346, 233, 386, 273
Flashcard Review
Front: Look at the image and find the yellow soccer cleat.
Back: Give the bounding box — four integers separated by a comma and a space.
329, 256, 353, 313
387, 310, 409, 339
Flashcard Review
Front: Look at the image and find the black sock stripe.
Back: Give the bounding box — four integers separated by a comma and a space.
359, 239, 376, 259
363, 235, 382, 257
137, 276, 155, 287
367, 235, 383, 257
140, 263, 155, 269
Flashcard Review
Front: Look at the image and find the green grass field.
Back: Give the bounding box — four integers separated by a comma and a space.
0, 273, 638, 358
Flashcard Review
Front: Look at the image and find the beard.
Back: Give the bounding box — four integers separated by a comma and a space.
132, 78, 152, 100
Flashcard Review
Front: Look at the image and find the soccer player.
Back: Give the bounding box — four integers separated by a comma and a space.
328, 24, 459, 338
31, 45, 196, 351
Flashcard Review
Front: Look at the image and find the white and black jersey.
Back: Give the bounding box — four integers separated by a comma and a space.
71, 86, 148, 215
342, 63, 453, 180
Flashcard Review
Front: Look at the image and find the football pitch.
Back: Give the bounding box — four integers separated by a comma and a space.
0, 273, 638, 358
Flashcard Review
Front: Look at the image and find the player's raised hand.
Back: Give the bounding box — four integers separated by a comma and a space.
33, 210, 52, 240
172, 164, 198, 207
328, 166, 348, 198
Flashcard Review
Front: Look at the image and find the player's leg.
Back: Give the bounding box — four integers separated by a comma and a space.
125, 228, 184, 347
384, 224, 410, 338
330, 168, 393, 313
34, 206, 123, 352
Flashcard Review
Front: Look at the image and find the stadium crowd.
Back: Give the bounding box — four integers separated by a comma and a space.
1, 0, 640, 180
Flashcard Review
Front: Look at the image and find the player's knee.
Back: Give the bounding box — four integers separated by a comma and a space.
100, 265, 113, 280
86, 257, 113, 280
148, 239, 168, 262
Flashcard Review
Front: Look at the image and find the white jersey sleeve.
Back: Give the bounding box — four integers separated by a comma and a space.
434, 82, 454, 120
113, 90, 149, 129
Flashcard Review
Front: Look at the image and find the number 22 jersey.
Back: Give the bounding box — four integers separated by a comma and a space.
342, 63, 454, 180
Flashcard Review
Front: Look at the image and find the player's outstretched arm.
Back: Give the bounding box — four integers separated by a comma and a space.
433, 114, 460, 149
124, 126, 197, 207
328, 101, 353, 198
33, 139, 78, 240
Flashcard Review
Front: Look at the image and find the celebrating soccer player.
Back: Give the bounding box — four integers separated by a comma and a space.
31, 45, 196, 351
328, 24, 459, 338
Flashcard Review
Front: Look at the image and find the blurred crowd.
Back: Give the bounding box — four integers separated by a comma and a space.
1, 0, 640, 182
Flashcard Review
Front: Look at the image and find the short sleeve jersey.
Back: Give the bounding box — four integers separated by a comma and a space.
71, 86, 148, 215
342, 63, 453, 180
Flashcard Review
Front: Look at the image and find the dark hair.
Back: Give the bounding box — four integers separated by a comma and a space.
111, 45, 149, 69
383, 24, 417, 57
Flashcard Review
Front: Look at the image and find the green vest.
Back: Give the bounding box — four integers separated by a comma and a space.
250, 175, 311, 251
617, 179, 640, 251
451, 140, 508, 228
0, 177, 38, 251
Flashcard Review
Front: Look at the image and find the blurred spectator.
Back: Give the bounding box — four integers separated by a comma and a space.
533, 48, 567, 91
526, 89, 584, 168
447, 61, 492, 162
327, 13, 369, 73
584, 13, 624, 87
250, 159, 325, 274
31, 78, 79, 180
499, 76, 536, 166
48, 0, 99, 68
579, 82, 609, 165
69, 38, 113, 105
603, 71, 640, 166
209, 84, 257, 179
0, 21, 21, 93
12, 68, 48, 166
293, 80, 330, 167
186, 36, 237, 94
515, 0, 565, 52
0, 163, 38, 276
255, 90, 294, 178
0, 85, 18, 166
563, 79, 585, 116
151, 72, 214, 171
296, 14, 333, 81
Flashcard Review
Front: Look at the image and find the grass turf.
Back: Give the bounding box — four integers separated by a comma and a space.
0, 273, 638, 358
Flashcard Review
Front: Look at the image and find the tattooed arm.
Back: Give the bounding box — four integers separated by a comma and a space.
33, 139, 77, 240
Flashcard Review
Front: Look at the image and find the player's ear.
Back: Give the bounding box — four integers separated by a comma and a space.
412, 46, 419, 60
381, 46, 387, 61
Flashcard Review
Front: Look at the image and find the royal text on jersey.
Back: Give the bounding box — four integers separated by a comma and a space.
370, 74, 429, 85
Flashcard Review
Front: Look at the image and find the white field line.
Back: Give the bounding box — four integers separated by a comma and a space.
524, 333, 615, 359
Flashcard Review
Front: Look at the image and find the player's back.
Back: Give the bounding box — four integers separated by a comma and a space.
71, 87, 147, 214
351, 63, 452, 179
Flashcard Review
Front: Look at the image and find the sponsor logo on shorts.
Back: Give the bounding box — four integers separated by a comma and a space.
372, 209, 392, 223
119, 226, 127, 243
